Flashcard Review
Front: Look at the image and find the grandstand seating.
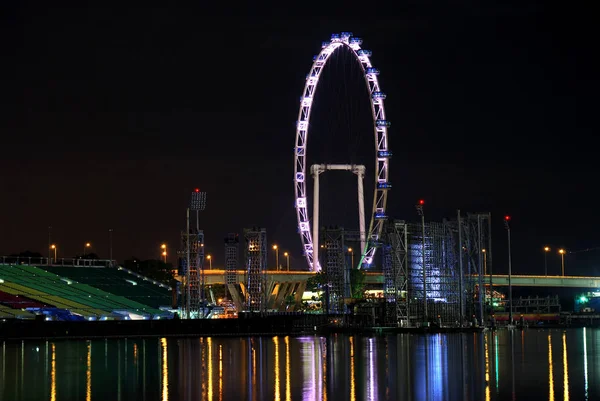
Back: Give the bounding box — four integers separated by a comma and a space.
0, 304, 34, 319
44, 265, 172, 308
0, 265, 170, 320
0, 290, 47, 309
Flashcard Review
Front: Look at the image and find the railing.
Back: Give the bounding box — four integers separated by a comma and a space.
0, 256, 116, 268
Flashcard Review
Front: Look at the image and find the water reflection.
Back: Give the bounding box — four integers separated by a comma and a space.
0, 329, 598, 400
563, 332, 569, 401
50, 343, 56, 401
583, 328, 588, 400
548, 334, 554, 401
161, 337, 168, 401
86, 342, 91, 401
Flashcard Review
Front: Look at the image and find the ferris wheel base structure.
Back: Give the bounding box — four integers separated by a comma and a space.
310, 164, 367, 268
294, 32, 391, 272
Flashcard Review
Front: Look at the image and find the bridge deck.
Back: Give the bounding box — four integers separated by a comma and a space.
200, 270, 600, 288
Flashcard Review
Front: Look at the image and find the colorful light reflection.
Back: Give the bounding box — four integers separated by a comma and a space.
562, 333, 569, 401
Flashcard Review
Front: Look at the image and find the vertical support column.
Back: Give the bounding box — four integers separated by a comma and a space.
311, 165, 322, 270
354, 165, 367, 260
457, 210, 464, 326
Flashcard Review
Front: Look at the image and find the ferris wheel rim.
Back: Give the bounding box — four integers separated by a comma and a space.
293, 32, 391, 271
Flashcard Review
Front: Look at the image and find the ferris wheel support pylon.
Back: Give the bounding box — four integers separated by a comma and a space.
294, 32, 391, 271
310, 164, 367, 268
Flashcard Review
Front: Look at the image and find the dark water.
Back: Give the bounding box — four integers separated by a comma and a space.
1, 328, 598, 401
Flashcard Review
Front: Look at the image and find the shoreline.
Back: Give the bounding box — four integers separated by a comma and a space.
0, 316, 593, 341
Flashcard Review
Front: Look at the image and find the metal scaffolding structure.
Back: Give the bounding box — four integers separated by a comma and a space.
244, 227, 267, 312
461, 213, 492, 324
224, 233, 239, 286
380, 219, 408, 326
321, 227, 348, 314
178, 190, 206, 319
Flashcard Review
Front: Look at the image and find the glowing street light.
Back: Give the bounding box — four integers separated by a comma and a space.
50, 244, 57, 261
160, 243, 167, 263
83, 242, 91, 258
348, 247, 354, 268
543, 246, 550, 276
272, 244, 279, 271
284, 252, 290, 271
558, 249, 566, 276
207, 254, 212, 269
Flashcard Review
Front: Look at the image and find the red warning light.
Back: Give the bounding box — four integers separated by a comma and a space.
418, 199, 425, 205
195, 188, 200, 193
504, 215, 511, 221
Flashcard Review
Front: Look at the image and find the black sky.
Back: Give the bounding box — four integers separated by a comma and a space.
1, 3, 598, 275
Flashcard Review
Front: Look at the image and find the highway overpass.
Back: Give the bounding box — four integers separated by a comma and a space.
201, 270, 600, 289
199, 270, 384, 285
483, 275, 600, 289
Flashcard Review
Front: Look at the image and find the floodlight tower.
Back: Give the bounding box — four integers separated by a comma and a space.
224, 233, 240, 297
181, 189, 207, 319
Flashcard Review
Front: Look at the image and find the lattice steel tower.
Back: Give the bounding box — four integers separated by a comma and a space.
321, 227, 348, 314
381, 219, 408, 326
462, 213, 492, 324
244, 227, 267, 312
178, 189, 206, 319
224, 233, 239, 286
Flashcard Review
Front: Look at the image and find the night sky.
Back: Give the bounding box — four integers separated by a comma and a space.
1, 3, 597, 275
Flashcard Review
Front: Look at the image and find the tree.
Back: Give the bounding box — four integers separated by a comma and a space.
285, 295, 296, 310
350, 268, 366, 299
306, 271, 327, 292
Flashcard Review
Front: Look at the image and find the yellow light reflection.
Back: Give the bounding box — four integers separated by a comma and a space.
285, 336, 291, 401
562, 332, 569, 401
208, 337, 213, 401
274, 337, 280, 401
219, 345, 223, 401
160, 338, 169, 401
322, 340, 327, 401
252, 345, 256, 394
583, 328, 588, 400
349, 336, 356, 401
50, 343, 56, 401
86, 342, 92, 401
133, 343, 138, 366
548, 335, 554, 401
484, 335, 490, 401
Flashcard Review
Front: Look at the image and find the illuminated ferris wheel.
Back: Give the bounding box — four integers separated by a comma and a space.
293, 32, 391, 271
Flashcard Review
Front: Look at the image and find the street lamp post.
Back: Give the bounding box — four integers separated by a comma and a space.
504, 215, 513, 325
109, 229, 113, 263
482, 249, 487, 275
83, 242, 91, 258
284, 252, 290, 271
161, 244, 167, 263
559, 249, 566, 276
50, 244, 57, 262
273, 245, 279, 271
207, 254, 212, 269
348, 247, 354, 268
544, 246, 550, 276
